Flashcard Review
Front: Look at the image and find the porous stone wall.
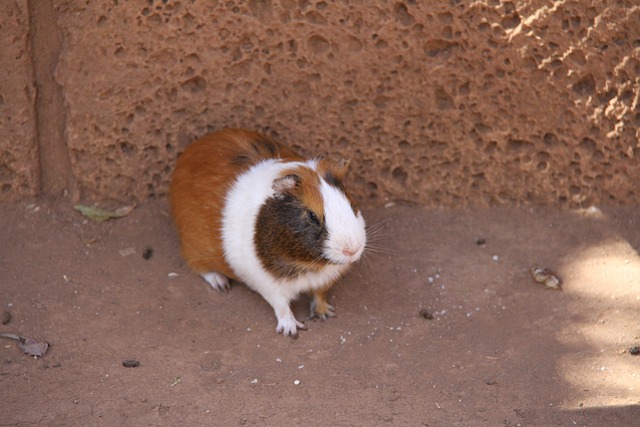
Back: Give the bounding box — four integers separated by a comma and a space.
0, 1, 38, 198
2, 0, 640, 207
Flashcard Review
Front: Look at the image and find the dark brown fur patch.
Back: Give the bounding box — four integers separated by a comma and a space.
254, 189, 330, 279
276, 165, 324, 223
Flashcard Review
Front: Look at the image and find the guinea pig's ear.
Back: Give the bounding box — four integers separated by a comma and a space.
334, 159, 351, 180
272, 174, 300, 198
317, 158, 350, 181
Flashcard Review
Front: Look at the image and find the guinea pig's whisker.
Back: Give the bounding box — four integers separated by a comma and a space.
363, 247, 389, 258
357, 250, 381, 274
363, 220, 392, 259
366, 219, 390, 233
308, 253, 328, 270
361, 249, 388, 265
365, 221, 392, 242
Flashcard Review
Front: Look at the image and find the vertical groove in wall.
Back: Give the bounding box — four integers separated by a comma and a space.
27, 0, 76, 199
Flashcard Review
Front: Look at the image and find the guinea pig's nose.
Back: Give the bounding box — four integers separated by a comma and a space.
342, 246, 358, 257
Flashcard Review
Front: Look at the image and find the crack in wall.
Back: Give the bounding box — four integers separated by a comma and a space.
28, 0, 76, 199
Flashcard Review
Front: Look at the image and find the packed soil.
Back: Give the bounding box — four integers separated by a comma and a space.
1, 199, 639, 426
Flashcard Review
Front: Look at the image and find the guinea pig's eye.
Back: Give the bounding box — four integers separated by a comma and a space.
307, 210, 320, 226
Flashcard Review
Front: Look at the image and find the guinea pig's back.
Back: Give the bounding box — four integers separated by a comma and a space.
169, 129, 302, 277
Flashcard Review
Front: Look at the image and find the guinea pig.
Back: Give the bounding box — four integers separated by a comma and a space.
169, 128, 366, 336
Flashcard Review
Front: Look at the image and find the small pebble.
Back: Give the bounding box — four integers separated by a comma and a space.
530, 267, 562, 290
630, 346, 640, 355
122, 359, 140, 368
419, 308, 434, 320
142, 247, 153, 260
293, 380, 300, 385
1, 310, 11, 325
476, 238, 486, 246
119, 247, 136, 257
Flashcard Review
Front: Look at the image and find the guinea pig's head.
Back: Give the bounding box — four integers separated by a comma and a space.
254, 161, 366, 279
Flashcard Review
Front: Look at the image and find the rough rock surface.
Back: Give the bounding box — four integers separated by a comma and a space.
0, 0, 38, 199
4, 1, 640, 206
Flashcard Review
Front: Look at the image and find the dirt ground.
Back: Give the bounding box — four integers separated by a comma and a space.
1, 199, 639, 426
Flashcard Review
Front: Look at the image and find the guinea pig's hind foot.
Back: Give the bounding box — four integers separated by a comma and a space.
201, 272, 231, 292
310, 292, 336, 320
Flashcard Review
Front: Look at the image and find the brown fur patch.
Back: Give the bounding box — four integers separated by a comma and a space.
276, 165, 324, 222
316, 158, 350, 186
312, 286, 333, 316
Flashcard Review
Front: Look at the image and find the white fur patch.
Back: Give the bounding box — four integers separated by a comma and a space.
318, 177, 367, 265
221, 159, 286, 294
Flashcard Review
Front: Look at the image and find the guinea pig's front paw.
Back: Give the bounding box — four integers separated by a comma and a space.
275, 312, 306, 337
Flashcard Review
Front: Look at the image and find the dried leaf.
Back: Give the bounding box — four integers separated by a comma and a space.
74, 204, 136, 222
18, 337, 49, 357
0, 333, 49, 357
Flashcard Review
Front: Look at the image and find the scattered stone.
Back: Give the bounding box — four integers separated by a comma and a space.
142, 247, 154, 260
630, 346, 640, 355
122, 359, 140, 368
419, 308, 434, 320
476, 238, 486, 246
1, 310, 11, 325
530, 267, 562, 290
119, 247, 136, 257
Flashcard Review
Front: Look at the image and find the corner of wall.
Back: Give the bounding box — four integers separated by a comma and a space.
28, 0, 77, 200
